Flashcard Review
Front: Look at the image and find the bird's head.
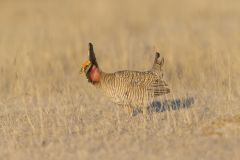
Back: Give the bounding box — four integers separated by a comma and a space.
80, 43, 100, 84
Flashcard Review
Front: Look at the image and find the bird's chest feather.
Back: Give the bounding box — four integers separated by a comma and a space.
103, 82, 146, 107
100, 81, 130, 104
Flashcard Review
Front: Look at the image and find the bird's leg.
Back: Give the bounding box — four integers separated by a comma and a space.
123, 105, 133, 116
142, 106, 149, 116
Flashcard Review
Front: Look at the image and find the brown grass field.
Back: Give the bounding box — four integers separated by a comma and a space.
0, 0, 240, 159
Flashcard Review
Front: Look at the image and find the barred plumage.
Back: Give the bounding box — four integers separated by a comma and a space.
80, 43, 170, 115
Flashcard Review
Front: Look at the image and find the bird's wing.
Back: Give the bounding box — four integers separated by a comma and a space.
115, 71, 153, 86
116, 71, 170, 95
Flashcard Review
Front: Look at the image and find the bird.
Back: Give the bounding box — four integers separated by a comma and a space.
80, 43, 170, 116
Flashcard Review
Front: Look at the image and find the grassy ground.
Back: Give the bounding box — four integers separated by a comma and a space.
0, 0, 240, 159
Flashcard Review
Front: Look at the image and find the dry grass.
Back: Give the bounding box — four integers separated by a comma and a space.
0, 0, 240, 159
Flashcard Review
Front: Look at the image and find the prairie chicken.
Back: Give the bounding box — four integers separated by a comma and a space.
80, 43, 170, 115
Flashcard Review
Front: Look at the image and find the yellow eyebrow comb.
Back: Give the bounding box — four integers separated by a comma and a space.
80, 60, 91, 74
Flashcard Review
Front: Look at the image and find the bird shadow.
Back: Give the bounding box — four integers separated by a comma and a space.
132, 97, 195, 116
150, 97, 195, 112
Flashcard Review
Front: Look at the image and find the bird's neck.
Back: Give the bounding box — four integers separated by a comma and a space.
89, 66, 106, 87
